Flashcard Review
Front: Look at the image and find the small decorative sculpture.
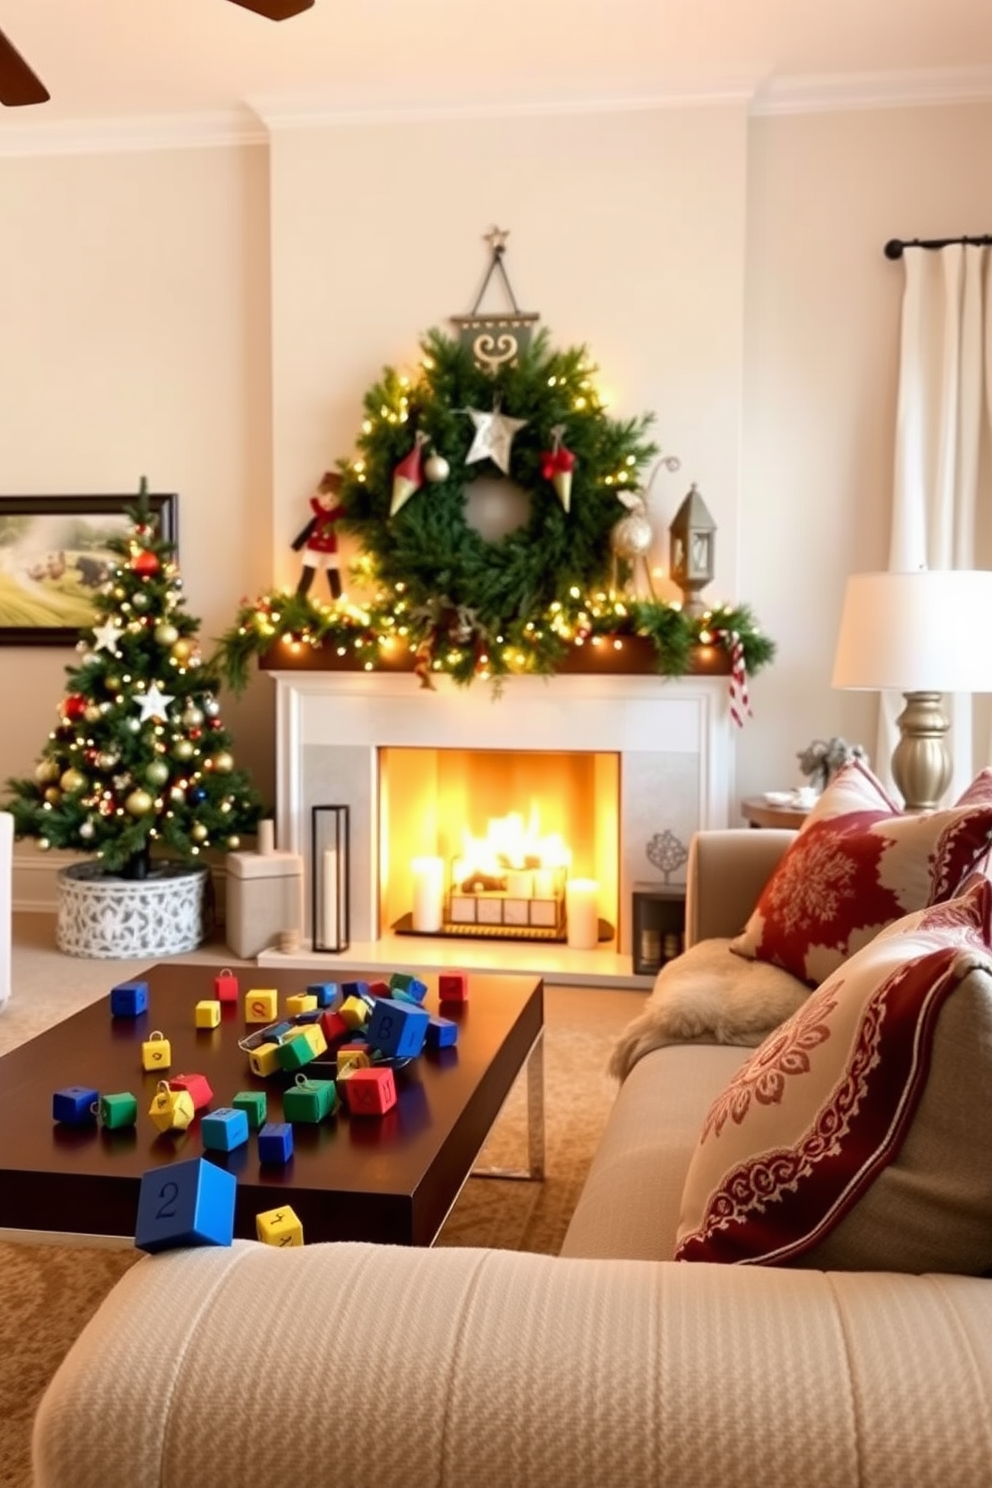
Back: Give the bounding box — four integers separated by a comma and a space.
611, 490, 656, 597
797, 736, 869, 792
645, 829, 689, 883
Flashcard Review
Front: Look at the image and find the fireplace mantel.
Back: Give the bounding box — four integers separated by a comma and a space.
262, 665, 734, 988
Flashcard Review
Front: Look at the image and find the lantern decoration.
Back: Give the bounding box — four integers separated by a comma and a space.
390, 431, 428, 517
540, 424, 577, 513
669, 483, 716, 617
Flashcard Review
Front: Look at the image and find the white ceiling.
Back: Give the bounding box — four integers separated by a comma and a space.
1, 0, 992, 141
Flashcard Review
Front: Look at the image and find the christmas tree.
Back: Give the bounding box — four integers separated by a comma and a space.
4, 483, 263, 879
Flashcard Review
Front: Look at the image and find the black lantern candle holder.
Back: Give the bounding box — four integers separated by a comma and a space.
311, 804, 350, 953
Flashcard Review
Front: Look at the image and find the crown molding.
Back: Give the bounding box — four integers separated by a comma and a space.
0, 108, 266, 159
0, 67, 990, 157
751, 67, 992, 116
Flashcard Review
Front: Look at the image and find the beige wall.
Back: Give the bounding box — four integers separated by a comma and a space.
1, 97, 991, 903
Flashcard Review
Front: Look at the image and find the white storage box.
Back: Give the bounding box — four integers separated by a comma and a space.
224, 850, 303, 959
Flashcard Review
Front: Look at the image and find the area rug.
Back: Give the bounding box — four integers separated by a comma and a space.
0, 978, 643, 1488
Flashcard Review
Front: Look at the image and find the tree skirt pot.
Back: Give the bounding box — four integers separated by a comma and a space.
56, 862, 209, 959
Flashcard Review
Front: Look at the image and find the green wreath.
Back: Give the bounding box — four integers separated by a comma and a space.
337, 326, 659, 633
213, 327, 776, 691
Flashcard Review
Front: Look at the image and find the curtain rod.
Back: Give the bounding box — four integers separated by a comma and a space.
884, 235, 992, 259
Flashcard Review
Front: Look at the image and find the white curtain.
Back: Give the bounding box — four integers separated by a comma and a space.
881, 242, 992, 801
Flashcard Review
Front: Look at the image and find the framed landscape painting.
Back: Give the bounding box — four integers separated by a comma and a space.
0, 493, 178, 646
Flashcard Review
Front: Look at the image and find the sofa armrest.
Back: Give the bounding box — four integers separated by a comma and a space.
684, 827, 795, 946
33, 1241, 992, 1488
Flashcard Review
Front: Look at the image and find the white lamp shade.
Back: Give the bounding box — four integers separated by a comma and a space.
832, 569, 992, 693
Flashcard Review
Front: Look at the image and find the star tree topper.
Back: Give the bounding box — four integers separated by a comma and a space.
464, 397, 528, 475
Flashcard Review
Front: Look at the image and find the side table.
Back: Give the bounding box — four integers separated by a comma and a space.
740, 797, 811, 831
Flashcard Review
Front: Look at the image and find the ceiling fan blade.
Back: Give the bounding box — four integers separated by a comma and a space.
0, 27, 49, 107
227, 0, 315, 18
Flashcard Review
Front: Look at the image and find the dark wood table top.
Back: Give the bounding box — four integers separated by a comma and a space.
0, 964, 543, 1247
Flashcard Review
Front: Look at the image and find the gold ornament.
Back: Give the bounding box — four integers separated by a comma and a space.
155, 622, 179, 647
183, 705, 204, 728
171, 638, 194, 663
44, 787, 61, 805
35, 759, 60, 785
84, 705, 102, 724
212, 751, 234, 773
191, 823, 208, 843
145, 760, 170, 787
37, 837, 51, 851
226, 835, 241, 850
124, 789, 154, 816
60, 768, 86, 794
174, 740, 195, 761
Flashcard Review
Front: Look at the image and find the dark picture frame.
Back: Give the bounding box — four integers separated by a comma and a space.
0, 493, 178, 646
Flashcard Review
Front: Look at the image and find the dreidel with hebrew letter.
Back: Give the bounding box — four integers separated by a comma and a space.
141, 1030, 172, 1073
148, 1081, 195, 1133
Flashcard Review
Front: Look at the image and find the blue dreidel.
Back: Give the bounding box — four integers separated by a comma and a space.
308, 981, 341, 1010
52, 1086, 99, 1125
201, 1107, 250, 1153
258, 1122, 293, 1165
110, 979, 149, 1017
134, 1157, 237, 1253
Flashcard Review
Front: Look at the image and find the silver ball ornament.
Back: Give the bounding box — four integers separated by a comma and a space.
424, 452, 450, 483
79, 820, 95, 840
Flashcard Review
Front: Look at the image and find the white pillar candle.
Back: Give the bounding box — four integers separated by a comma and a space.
411, 855, 445, 933
506, 868, 534, 898
321, 847, 339, 947
566, 878, 600, 950
533, 868, 555, 899
257, 818, 275, 856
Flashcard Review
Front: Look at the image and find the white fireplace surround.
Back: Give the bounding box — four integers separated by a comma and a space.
263, 668, 734, 988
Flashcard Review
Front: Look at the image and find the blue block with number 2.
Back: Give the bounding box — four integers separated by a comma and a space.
368, 998, 430, 1058
134, 1157, 236, 1254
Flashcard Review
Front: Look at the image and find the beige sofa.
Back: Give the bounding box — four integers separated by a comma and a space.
33, 829, 992, 1488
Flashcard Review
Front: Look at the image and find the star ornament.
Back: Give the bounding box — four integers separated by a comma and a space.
91, 618, 124, 654
135, 682, 174, 724
465, 402, 528, 476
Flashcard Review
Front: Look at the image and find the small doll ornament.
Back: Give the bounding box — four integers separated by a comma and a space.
292, 472, 345, 600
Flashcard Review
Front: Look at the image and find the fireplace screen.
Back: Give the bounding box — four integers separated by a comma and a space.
378, 747, 619, 944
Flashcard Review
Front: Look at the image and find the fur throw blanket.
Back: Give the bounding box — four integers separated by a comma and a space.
609, 938, 810, 1083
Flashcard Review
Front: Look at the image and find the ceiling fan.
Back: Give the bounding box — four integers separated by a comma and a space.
0, 0, 315, 109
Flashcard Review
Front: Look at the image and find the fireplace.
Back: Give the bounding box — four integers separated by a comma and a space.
261, 667, 734, 987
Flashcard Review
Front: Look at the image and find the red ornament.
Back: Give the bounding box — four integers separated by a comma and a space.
540, 425, 577, 513
390, 432, 428, 517
132, 550, 160, 576
63, 694, 87, 721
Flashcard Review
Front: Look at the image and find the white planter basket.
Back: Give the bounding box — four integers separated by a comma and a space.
56, 861, 208, 959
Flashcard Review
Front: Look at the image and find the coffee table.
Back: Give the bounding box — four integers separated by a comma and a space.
0, 964, 544, 1247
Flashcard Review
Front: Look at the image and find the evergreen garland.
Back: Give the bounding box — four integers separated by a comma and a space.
213, 328, 776, 691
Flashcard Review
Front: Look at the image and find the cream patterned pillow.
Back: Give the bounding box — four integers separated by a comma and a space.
677, 875, 992, 1273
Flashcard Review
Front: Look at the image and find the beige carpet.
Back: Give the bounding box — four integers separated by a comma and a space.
0, 913, 644, 1488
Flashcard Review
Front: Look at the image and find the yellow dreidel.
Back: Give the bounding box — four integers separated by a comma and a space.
141, 1029, 172, 1073
285, 993, 318, 1017
245, 989, 278, 1024
256, 1206, 304, 1247
148, 1081, 195, 1133
195, 999, 222, 1029
248, 1041, 282, 1078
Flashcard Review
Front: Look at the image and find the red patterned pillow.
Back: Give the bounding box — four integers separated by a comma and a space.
730, 759, 992, 985
676, 876, 992, 1272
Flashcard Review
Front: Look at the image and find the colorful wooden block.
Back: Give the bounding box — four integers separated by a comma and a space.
341, 979, 372, 1005
368, 998, 430, 1059
283, 1076, 337, 1123
110, 979, 149, 1017
438, 971, 469, 1004
268, 1021, 295, 1043
342, 1066, 397, 1116
336, 1045, 371, 1076
258, 1122, 294, 1164
245, 989, 279, 1024
168, 1072, 214, 1110
388, 972, 429, 1004
135, 1156, 237, 1253
148, 1083, 196, 1133
100, 1091, 138, 1128
255, 1205, 304, 1247
232, 1090, 267, 1129
339, 995, 370, 1030
276, 1023, 328, 1071
141, 1031, 172, 1072
201, 1107, 250, 1153
248, 1041, 282, 1078
214, 969, 240, 1003
308, 981, 341, 1010
285, 993, 318, 1017
195, 999, 222, 1030
319, 1009, 349, 1045
52, 1085, 99, 1125
426, 1014, 458, 1050
368, 979, 392, 999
